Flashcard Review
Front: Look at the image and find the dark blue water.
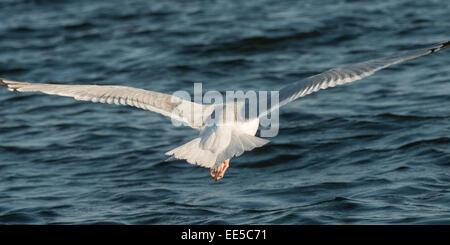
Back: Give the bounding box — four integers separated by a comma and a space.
0, 0, 449, 224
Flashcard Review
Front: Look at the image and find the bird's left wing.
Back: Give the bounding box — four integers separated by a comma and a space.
259, 40, 449, 117
0, 78, 207, 130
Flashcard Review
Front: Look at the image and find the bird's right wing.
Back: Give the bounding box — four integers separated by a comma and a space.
1, 78, 208, 130
258, 40, 449, 118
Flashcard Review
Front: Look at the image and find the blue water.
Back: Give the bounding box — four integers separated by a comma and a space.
0, 0, 449, 225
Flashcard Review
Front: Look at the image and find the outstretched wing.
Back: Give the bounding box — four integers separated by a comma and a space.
0, 78, 207, 129
259, 41, 449, 117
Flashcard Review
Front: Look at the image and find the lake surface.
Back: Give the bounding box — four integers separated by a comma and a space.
0, 0, 449, 224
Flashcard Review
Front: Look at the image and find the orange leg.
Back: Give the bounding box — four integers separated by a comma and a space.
210, 159, 230, 181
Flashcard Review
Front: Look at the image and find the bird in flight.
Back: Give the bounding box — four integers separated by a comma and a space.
1, 41, 448, 180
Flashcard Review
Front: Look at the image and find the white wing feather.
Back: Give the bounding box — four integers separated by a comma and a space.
0, 79, 206, 129
260, 41, 449, 117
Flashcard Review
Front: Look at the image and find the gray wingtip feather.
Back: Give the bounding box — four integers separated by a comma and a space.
0, 78, 6, 87
431, 40, 450, 53
0, 78, 19, 91
441, 40, 450, 51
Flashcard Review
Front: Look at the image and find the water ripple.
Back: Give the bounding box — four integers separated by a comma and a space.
0, 0, 449, 225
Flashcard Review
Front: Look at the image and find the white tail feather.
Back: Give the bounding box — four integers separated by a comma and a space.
165, 131, 269, 169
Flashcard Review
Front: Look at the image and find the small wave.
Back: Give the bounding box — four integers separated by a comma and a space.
63, 22, 96, 31
211, 58, 249, 66
200, 30, 321, 55
0, 124, 31, 133
240, 154, 303, 168
7, 26, 35, 33
0, 212, 39, 224
0, 145, 40, 153
0, 67, 28, 75
376, 113, 445, 120
397, 137, 450, 150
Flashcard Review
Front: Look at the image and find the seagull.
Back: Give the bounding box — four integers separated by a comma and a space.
1, 41, 449, 180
